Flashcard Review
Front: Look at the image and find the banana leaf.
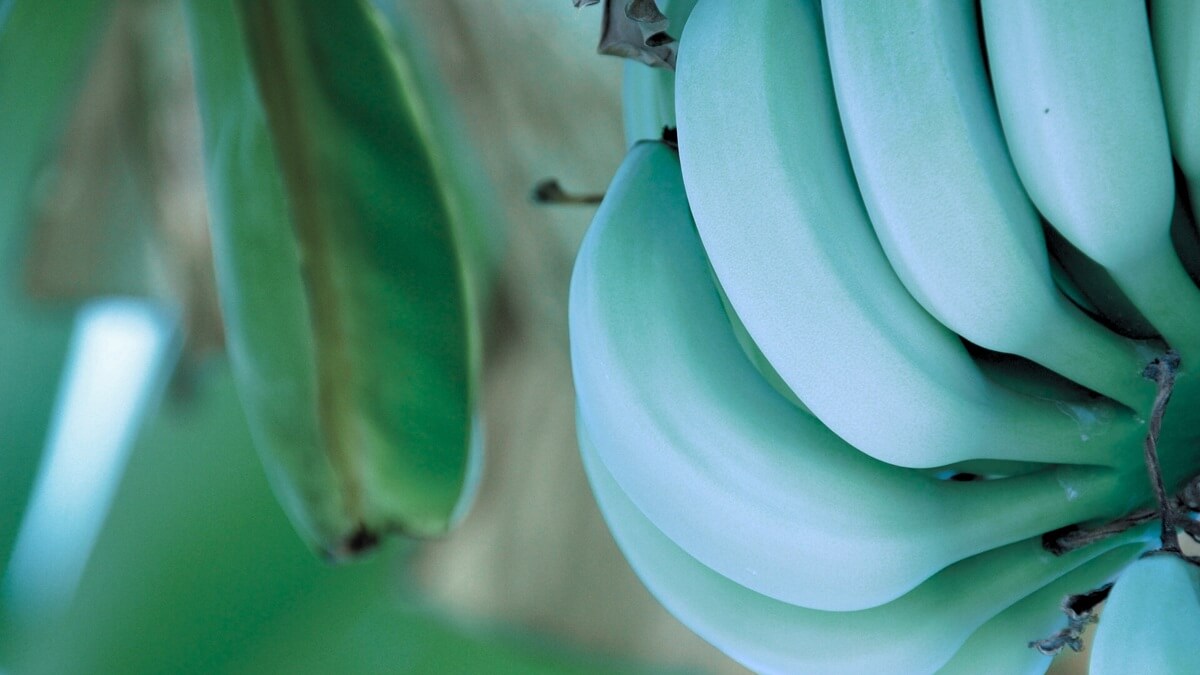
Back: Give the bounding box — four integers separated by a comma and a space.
185, 0, 481, 558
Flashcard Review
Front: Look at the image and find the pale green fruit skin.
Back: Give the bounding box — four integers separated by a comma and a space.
675, 0, 1143, 468
1090, 553, 1200, 674
579, 413, 1149, 675
579, 0, 1200, 670
822, 0, 1153, 411
1152, 0, 1200, 213
569, 140, 1146, 612
937, 557, 1136, 675
981, 0, 1172, 270
982, 0, 1200, 357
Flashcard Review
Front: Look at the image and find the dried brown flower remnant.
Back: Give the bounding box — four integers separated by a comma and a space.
575, 0, 678, 69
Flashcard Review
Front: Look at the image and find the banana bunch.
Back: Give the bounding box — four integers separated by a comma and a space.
185, 0, 482, 560
571, 0, 1200, 671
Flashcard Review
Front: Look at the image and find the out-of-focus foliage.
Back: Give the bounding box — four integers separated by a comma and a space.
387, 3, 748, 672
1, 365, 649, 674
0, 0, 743, 672
187, 0, 481, 558
0, 0, 107, 575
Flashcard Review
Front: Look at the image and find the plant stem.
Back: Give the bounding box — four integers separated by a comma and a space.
1142, 352, 1181, 553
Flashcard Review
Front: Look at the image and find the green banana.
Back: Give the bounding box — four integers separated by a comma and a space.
569, 140, 1144, 612
935, 560, 1130, 675
579, 416, 1147, 675
620, 0, 697, 147
675, 0, 1142, 468
1172, 189, 1200, 286
574, 0, 1200, 667
1043, 225, 1163, 341
821, 0, 1155, 411
1090, 553, 1200, 673
982, 0, 1200, 359
1151, 0, 1200, 218
713, 276, 811, 415
185, 0, 481, 559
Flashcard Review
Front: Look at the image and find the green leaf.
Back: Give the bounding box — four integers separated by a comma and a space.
184, 0, 481, 558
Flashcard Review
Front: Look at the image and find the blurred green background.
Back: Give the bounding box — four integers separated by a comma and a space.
0, 0, 751, 672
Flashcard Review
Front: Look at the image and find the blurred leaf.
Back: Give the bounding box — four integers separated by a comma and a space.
2, 299, 180, 624
185, 0, 481, 557
4, 365, 323, 674
0, 0, 109, 250
16, 0, 224, 368
21, 2, 155, 304
225, 583, 665, 675
0, 0, 109, 572
374, 2, 745, 671
3, 362, 651, 674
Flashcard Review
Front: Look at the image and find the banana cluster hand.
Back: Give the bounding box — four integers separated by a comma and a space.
578, 0, 1200, 671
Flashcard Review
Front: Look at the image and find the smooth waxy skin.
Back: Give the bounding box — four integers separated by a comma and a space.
579, 419, 1146, 675
578, 0, 1200, 668
822, 0, 1154, 411
982, 0, 1200, 357
936, 561, 1128, 675
1090, 554, 1200, 674
675, 0, 1143, 468
1152, 0, 1200, 213
187, 0, 480, 558
570, 141, 1145, 611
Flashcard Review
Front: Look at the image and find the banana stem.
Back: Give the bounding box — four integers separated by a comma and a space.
1042, 352, 1184, 555
1042, 508, 1159, 556
530, 179, 605, 205
1143, 352, 1181, 553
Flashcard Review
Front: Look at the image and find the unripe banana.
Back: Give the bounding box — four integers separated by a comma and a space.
822, 0, 1155, 411
676, 0, 1143, 469
936, 558, 1130, 675
570, 140, 1146, 612
575, 0, 1200, 669
1151, 0, 1200, 217
982, 0, 1200, 358
1090, 553, 1200, 674
580, 415, 1148, 675
185, 0, 481, 559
